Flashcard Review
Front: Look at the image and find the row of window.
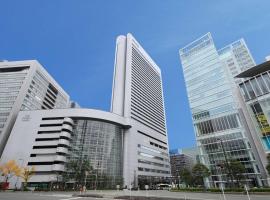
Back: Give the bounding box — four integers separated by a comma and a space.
192, 103, 236, 122
184, 56, 218, 81
186, 65, 224, 90
0, 107, 12, 111
138, 167, 170, 174
32, 73, 67, 109
0, 72, 26, 77
137, 130, 167, 145
149, 141, 167, 150
0, 96, 17, 101
131, 45, 166, 135
180, 36, 212, 59
0, 77, 25, 82
138, 144, 168, 156
203, 139, 247, 154
193, 111, 210, 120
0, 86, 21, 91
0, 118, 7, 122
138, 151, 169, 162
0, 101, 15, 106
35, 71, 67, 107
239, 71, 270, 101
138, 159, 169, 168
201, 149, 253, 166
199, 132, 243, 145
0, 91, 19, 95
0, 112, 10, 116
196, 113, 239, 135
131, 115, 165, 136
22, 98, 40, 110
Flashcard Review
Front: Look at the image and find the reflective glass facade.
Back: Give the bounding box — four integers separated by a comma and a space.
69, 119, 124, 187
239, 71, 270, 152
180, 33, 260, 187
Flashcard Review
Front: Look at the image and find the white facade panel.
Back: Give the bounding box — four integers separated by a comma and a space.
1, 34, 170, 190
0, 60, 70, 156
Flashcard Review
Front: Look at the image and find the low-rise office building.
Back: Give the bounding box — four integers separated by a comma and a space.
170, 152, 195, 177
169, 147, 199, 176
0, 108, 130, 189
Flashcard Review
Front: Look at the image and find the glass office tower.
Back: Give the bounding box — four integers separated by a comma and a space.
179, 33, 261, 187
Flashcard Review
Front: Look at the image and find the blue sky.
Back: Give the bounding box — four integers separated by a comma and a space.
0, 0, 270, 149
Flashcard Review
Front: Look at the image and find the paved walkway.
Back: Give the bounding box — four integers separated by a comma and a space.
82, 189, 269, 200
0, 190, 269, 200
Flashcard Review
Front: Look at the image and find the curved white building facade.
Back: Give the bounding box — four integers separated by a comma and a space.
1, 108, 130, 188
1, 33, 171, 189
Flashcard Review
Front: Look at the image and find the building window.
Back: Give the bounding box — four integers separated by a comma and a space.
240, 83, 250, 101
257, 75, 268, 94
250, 78, 262, 96
262, 73, 270, 90
245, 81, 256, 99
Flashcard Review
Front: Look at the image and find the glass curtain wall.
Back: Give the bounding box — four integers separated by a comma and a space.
68, 119, 124, 189
180, 33, 260, 187
239, 71, 270, 152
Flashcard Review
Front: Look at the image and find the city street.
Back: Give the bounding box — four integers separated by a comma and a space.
0, 190, 269, 200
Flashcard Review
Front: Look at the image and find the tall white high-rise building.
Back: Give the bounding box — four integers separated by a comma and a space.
179, 33, 264, 187
0, 34, 170, 189
111, 33, 170, 187
0, 60, 70, 156
218, 39, 256, 85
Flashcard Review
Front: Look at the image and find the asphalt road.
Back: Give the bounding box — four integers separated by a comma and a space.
0, 190, 269, 200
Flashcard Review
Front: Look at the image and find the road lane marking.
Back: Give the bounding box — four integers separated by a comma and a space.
59, 197, 82, 200
39, 194, 73, 197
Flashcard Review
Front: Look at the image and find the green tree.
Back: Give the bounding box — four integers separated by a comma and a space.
192, 163, 210, 187
179, 168, 193, 187
226, 160, 245, 187
64, 159, 93, 189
